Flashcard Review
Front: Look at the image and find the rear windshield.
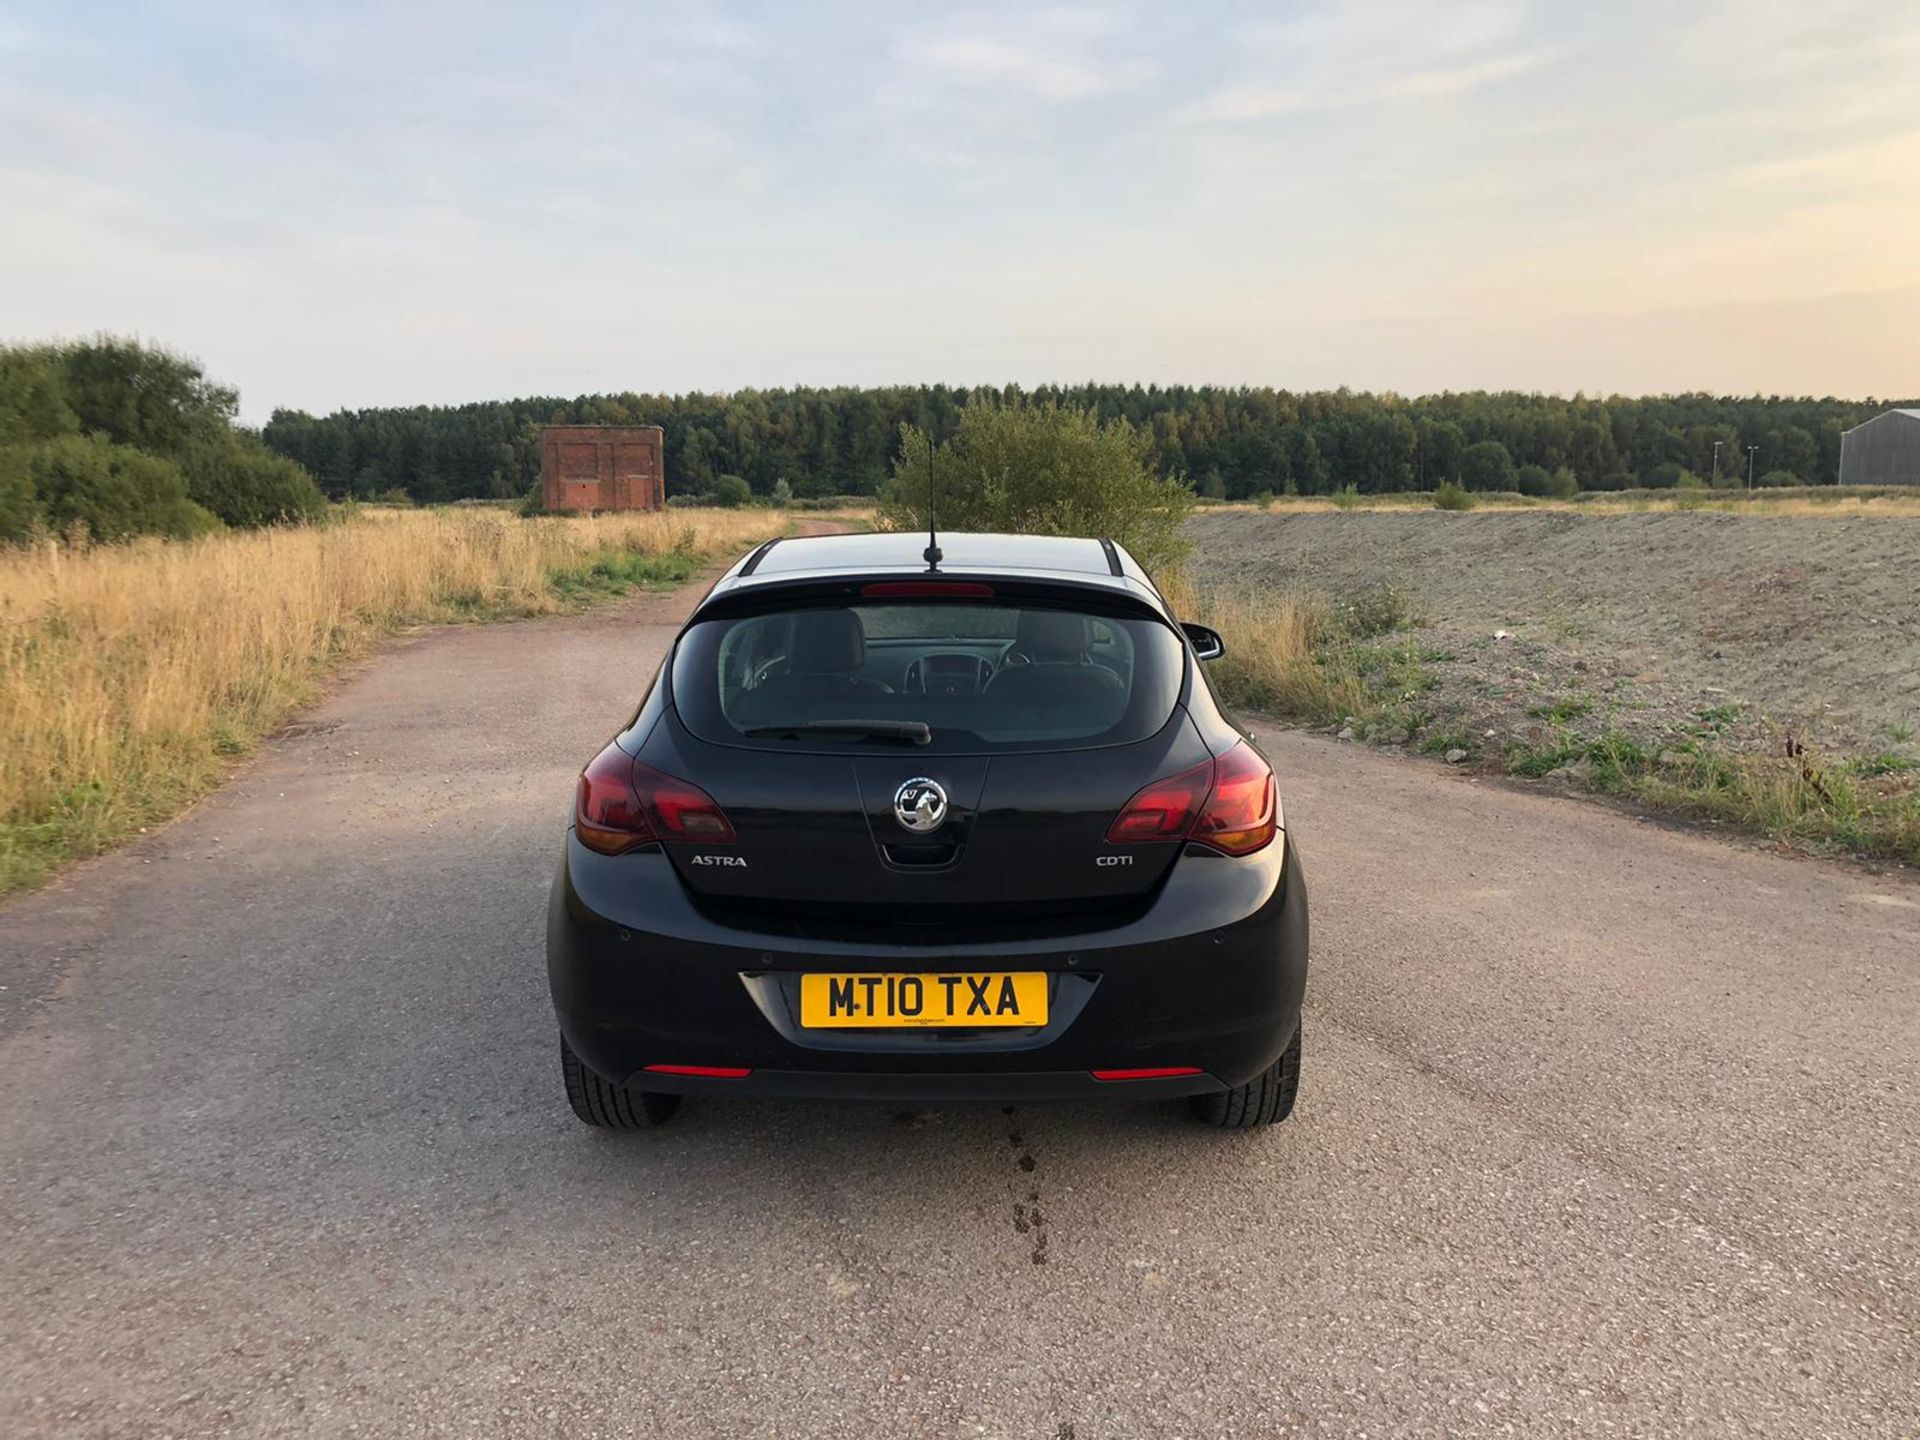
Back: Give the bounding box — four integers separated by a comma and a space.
672, 601, 1185, 753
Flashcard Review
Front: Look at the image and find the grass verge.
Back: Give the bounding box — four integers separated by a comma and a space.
1174, 576, 1920, 867
0, 507, 785, 897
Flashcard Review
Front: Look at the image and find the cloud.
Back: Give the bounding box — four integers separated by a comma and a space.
903, 35, 1119, 102
866, 7, 1154, 181
1183, 0, 1545, 123
879, 7, 1148, 108
1386, 50, 1546, 101
1187, 48, 1546, 122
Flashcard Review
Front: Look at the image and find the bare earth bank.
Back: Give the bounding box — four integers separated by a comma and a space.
1186, 509, 1920, 763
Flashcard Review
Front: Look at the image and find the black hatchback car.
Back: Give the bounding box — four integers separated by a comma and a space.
547, 531, 1307, 1129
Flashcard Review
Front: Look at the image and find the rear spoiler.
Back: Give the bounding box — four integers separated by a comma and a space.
686, 571, 1172, 627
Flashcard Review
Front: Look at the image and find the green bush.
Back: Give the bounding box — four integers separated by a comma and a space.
0, 446, 39, 541
1328, 484, 1362, 509
1757, 469, 1801, 489
1672, 468, 1707, 490
0, 348, 75, 448
1459, 441, 1516, 492
1433, 481, 1474, 511
710, 474, 753, 508
772, 477, 793, 506
1547, 466, 1579, 499
881, 398, 1194, 571
1515, 463, 1554, 497
0, 337, 327, 541
180, 436, 330, 527
57, 338, 236, 458
27, 434, 221, 541
1337, 583, 1411, 638
1643, 462, 1686, 489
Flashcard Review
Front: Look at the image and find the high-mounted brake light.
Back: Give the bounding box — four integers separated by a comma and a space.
574, 744, 736, 854
1105, 743, 1278, 856
860, 581, 995, 598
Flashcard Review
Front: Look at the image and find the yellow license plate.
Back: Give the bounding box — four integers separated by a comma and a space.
799, 972, 1049, 1028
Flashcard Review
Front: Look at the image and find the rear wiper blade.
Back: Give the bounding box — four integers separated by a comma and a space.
743, 719, 932, 745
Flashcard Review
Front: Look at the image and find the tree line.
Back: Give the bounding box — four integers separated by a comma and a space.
2, 338, 328, 542
8, 338, 1905, 544
262, 384, 1911, 505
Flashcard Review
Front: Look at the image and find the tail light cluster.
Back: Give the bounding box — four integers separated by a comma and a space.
1105, 742, 1279, 856
575, 744, 735, 855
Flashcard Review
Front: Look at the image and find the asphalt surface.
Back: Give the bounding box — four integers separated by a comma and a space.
3, 577, 1918, 1439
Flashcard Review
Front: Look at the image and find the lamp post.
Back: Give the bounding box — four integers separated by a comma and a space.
1711, 440, 1722, 488
1746, 445, 1759, 491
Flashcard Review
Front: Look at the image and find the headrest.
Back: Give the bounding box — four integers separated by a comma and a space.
1015, 610, 1091, 659
788, 609, 866, 673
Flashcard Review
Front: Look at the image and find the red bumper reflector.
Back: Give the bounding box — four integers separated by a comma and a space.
643, 1064, 752, 1079
1090, 1066, 1204, 1082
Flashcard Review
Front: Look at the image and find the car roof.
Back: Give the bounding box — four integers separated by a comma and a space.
708, 530, 1163, 607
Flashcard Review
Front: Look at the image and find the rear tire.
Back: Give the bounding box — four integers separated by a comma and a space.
561, 1035, 681, 1128
1190, 1024, 1301, 1129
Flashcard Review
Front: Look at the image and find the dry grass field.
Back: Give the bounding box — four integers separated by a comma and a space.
0, 507, 785, 896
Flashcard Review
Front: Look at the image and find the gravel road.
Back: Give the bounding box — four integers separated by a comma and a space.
3, 575, 1917, 1438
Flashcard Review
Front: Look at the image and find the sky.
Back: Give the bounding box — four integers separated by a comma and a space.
3, 1, 1918, 420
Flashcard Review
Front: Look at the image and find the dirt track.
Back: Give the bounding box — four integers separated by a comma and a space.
1188, 509, 1920, 758
2, 563, 1918, 1437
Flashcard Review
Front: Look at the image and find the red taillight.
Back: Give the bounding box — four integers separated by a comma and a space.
575, 745, 652, 854
641, 763, 736, 842
860, 581, 996, 598
1105, 743, 1278, 856
574, 744, 736, 854
1091, 1066, 1204, 1081
1106, 757, 1212, 843
1194, 743, 1278, 856
643, 1064, 752, 1079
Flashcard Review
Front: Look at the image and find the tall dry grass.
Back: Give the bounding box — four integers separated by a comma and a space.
0, 507, 783, 895
1159, 573, 1368, 723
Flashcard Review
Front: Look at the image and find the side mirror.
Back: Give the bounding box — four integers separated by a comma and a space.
1181, 621, 1225, 662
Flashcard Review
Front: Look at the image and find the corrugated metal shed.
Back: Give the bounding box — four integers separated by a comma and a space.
1838, 410, 1920, 486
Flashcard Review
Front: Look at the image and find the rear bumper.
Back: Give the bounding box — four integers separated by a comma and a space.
547, 834, 1308, 1099
601, 1068, 1235, 1103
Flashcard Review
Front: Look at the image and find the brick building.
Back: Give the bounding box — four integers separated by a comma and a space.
539, 425, 667, 512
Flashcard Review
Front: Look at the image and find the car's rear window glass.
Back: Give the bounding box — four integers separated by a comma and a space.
672, 602, 1185, 753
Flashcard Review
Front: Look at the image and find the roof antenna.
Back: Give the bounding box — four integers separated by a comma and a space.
922, 427, 942, 571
